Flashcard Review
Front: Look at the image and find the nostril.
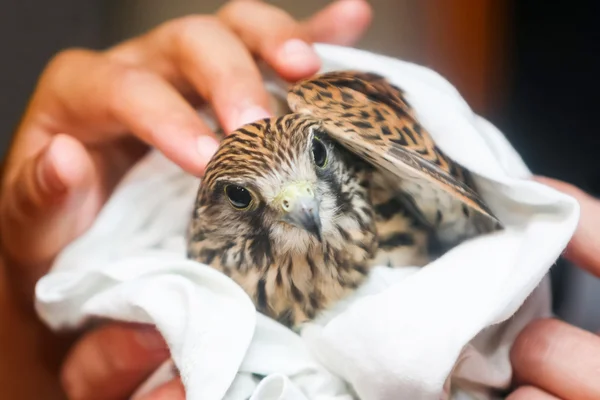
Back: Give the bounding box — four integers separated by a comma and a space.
306, 187, 314, 197
283, 199, 290, 210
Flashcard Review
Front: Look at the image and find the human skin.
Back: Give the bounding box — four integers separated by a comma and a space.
0, 1, 372, 399
1, 1, 599, 397
507, 177, 600, 400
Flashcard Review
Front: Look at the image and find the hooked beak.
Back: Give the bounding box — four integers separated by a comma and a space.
277, 181, 322, 241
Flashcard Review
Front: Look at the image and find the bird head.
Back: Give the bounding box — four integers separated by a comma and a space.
189, 113, 368, 257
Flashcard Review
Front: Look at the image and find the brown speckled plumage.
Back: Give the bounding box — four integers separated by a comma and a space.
187, 71, 501, 329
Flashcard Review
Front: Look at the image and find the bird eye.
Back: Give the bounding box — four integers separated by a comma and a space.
311, 137, 328, 168
225, 185, 253, 209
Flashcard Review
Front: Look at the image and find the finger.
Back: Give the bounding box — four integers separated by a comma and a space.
146, 16, 274, 133
218, 0, 372, 81
61, 323, 170, 400
105, 61, 220, 168
137, 378, 185, 400
534, 176, 600, 276
510, 318, 600, 400
0, 135, 98, 295
21, 49, 218, 176
218, 1, 321, 80
507, 386, 561, 400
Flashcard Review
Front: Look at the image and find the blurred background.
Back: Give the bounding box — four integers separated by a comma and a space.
1, 0, 599, 398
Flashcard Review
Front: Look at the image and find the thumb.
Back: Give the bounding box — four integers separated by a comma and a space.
535, 176, 600, 277
0, 134, 99, 301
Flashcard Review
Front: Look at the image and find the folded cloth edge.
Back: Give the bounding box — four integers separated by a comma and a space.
33, 43, 581, 400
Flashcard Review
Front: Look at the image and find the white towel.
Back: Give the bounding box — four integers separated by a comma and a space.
34, 44, 580, 400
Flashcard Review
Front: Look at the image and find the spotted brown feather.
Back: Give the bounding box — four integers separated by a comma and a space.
288, 71, 502, 240
187, 70, 501, 329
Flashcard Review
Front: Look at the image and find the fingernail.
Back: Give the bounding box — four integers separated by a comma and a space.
134, 327, 169, 355
234, 105, 271, 129
38, 140, 66, 193
197, 136, 220, 162
278, 39, 320, 66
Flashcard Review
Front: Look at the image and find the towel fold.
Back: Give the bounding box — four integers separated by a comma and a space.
34, 44, 580, 400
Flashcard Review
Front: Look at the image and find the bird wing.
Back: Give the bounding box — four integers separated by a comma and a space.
287, 70, 499, 226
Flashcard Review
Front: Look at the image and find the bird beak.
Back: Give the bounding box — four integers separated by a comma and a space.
277, 181, 322, 241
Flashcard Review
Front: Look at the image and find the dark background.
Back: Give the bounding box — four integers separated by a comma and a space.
0, 1, 107, 161
1, 0, 599, 327
492, 1, 600, 326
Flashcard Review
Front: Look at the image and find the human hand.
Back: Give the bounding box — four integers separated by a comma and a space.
0, 0, 371, 302
508, 177, 600, 400
0, 1, 372, 399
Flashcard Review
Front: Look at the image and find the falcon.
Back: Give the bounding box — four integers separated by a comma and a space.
187, 71, 502, 329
